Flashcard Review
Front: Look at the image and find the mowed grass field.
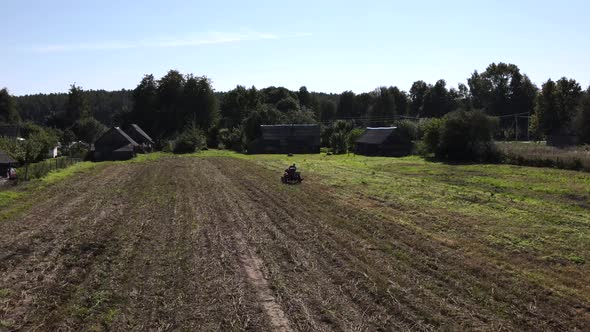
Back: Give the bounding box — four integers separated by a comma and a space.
0, 151, 589, 331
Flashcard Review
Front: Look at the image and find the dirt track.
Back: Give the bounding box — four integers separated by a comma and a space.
1, 157, 589, 331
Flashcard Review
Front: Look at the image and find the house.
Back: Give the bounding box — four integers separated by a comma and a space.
247, 124, 321, 154
124, 124, 154, 152
0, 149, 17, 178
354, 127, 413, 156
47, 145, 59, 158
92, 127, 139, 161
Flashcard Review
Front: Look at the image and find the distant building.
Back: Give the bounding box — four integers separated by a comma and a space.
247, 124, 321, 154
0, 125, 20, 139
124, 124, 155, 152
0, 149, 17, 177
354, 127, 413, 156
92, 127, 139, 161
47, 145, 59, 158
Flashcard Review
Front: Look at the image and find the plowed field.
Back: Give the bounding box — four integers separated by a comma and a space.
1, 155, 589, 331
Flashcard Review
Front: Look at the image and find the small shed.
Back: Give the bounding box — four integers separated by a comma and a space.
92, 127, 138, 161
354, 127, 412, 156
247, 124, 320, 154
125, 124, 155, 152
0, 149, 17, 177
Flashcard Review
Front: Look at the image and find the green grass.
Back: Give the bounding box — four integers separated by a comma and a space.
194, 150, 590, 298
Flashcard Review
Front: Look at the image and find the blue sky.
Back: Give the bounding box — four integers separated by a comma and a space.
1, 0, 589, 95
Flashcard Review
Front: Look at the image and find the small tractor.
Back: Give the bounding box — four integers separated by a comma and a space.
281, 164, 303, 184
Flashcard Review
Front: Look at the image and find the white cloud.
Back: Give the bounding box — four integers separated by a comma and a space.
32, 31, 310, 53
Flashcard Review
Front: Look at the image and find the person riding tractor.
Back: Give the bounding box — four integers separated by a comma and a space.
281, 163, 303, 184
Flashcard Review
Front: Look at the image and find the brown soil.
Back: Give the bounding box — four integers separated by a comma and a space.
0, 156, 588, 331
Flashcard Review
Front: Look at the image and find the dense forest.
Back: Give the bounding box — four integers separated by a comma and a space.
1, 62, 590, 154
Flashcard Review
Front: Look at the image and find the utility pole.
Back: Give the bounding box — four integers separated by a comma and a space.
515, 114, 518, 141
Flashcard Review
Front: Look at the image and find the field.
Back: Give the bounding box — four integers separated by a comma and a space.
1, 151, 589, 331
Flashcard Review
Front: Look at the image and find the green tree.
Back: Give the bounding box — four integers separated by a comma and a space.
65, 84, 90, 126
297, 86, 311, 108
0, 88, 20, 123
183, 75, 219, 130
131, 74, 159, 134
533, 78, 582, 137
319, 100, 337, 121
73, 117, 107, 143
467, 63, 537, 116
157, 70, 185, 135
369, 87, 396, 125
220, 85, 261, 128
575, 87, 590, 144
409, 81, 429, 117
337, 91, 355, 118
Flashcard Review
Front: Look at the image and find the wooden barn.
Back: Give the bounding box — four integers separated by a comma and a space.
247, 124, 320, 154
124, 124, 154, 152
354, 127, 413, 156
0, 149, 17, 177
92, 127, 139, 161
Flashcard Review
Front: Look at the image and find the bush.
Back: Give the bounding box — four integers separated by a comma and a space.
329, 131, 348, 154
219, 127, 245, 152
173, 127, 206, 154
347, 128, 365, 151
396, 120, 418, 142
422, 110, 499, 162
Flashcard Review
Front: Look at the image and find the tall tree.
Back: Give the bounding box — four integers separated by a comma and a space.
422, 79, 454, 117
369, 87, 396, 125
0, 88, 20, 124
532, 77, 582, 137
157, 70, 185, 135
297, 86, 311, 108
64, 84, 90, 126
575, 86, 590, 144
467, 63, 537, 116
337, 91, 355, 118
409, 81, 429, 117
131, 74, 158, 133
183, 75, 218, 130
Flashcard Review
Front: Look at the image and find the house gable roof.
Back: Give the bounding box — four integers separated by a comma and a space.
128, 124, 154, 144
94, 127, 139, 151
355, 127, 397, 145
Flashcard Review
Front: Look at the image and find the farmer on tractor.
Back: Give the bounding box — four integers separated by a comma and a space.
281, 163, 303, 184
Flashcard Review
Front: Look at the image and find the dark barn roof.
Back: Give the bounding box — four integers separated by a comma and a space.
0, 149, 17, 165
93, 127, 138, 161
261, 124, 320, 140
355, 127, 397, 145
354, 127, 412, 157
248, 124, 321, 154
126, 124, 154, 145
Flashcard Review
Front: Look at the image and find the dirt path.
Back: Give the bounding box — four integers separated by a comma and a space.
1, 156, 588, 331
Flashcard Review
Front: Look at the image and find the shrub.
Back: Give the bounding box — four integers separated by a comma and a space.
347, 128, 365, 151
219, 127, 245, 152
173, 127, 206, 154
423, 110, 499, 162
329, 131, 348, 154
396, 120, 418, 142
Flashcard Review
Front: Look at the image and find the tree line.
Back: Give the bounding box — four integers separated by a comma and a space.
1, 62, 590, 152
